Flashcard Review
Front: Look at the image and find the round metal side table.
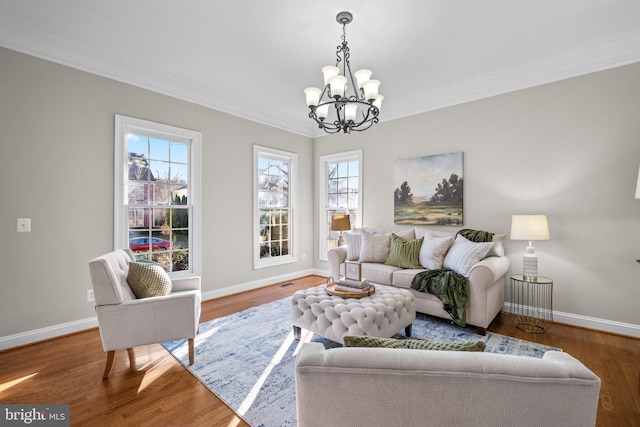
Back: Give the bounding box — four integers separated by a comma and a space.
510, 274, 553, 333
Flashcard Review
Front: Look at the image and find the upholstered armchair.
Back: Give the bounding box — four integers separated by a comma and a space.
88, 249, 201, 379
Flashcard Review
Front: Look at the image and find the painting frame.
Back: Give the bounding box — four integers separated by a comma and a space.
393, 152, 463, 226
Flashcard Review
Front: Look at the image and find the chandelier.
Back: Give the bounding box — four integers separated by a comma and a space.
304, 11, 383, 134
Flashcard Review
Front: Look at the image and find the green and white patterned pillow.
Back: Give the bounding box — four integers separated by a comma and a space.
343, 335, 486, 352
127, 261, 172, 299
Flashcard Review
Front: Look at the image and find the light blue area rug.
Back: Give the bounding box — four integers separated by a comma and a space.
162, 296, 559, 427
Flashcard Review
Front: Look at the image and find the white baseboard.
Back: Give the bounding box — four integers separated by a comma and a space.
0, 317, 98, 351
201, 268, 317, 301
503, 302, 640, 338
4, 271, 637, 351
0, 269, 318, 351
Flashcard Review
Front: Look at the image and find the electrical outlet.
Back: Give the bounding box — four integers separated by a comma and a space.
17, 218, 31, 232
87, 290, 94, 302
302, 254, 307, 261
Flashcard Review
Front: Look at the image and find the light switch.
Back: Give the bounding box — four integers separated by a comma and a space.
17, 218, 31, 232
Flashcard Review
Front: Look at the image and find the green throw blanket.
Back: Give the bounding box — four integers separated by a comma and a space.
410, 228, 494, 327
411, 269, 469, 326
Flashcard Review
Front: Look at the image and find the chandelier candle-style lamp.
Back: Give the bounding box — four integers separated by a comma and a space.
304, 11, 383, 134
510, 215, 550, 280
331, 214, 351, 246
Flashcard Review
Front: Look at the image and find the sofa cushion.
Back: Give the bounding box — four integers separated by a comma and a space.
419, 235, 455, 270
127, 261, 172, 299
361, 263, 401, 285
343, 335, 486, 352
385, 234, 423, 269
359, 230, 392, 263
443, 235, 494, 276
392, 268, 427, 289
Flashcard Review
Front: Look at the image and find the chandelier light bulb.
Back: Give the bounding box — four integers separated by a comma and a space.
304, 87, 322, 107
322, 66, 340, 85
373, 95, 384, 110
345, 103, 358, 122
329, 75, 347, 99
316, 104, 329, 120
354, 69, 372, 89
362, 79, 380, 101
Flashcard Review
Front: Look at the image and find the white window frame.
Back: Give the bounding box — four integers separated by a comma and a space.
253, 145, 298, 269
114, 115, 202, 278
318, 150, 363, 261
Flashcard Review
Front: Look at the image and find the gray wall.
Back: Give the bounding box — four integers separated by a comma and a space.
0, 47, 313, 339
2, 45, 639, 343
314, 62, 640, 332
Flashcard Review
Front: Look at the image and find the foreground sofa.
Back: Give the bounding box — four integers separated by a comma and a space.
328, 227, 509, 334
295, 342, 601, 427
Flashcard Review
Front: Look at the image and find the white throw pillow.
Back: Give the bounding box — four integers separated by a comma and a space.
443, 235, 494, 276
414, 227, 455, 240
359, 230, 392, 263
394, 228, 416, 241
344, 232, 362, 261
419, 235, 454, 270
489, 233, 505, 257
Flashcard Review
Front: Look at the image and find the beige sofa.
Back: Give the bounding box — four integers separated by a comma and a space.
295, 342, 601, 427
328, 227, 509, 334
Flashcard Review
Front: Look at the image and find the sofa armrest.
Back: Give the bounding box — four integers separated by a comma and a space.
469, 256, 509, 288
171, 276, 201, 292
327, 246, 347, 280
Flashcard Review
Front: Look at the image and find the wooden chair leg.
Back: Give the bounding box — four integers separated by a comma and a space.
188, 338, 195, 365
102, 350, 115, 380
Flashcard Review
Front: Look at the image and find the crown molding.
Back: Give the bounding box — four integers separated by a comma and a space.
383, 29, 640, 123
2, 15, 640, 140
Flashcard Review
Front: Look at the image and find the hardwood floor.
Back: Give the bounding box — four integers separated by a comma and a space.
1, 275, 638, 426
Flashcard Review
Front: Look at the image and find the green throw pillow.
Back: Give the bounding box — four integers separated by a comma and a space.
384, 234, 423, 269
343, 335, 486, 352
127, 261, 172, 299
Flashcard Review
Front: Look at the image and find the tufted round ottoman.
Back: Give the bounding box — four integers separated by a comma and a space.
291, 284, 416, 344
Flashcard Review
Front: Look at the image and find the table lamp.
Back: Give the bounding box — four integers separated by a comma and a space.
510, 215, 550, 280
331, 214, 351, 246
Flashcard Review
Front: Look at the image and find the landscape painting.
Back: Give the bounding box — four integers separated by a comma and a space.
394, 152, 463, 225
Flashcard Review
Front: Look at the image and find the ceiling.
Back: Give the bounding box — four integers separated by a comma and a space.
1, 0, 640, 138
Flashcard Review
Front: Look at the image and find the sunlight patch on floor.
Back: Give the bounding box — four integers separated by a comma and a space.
0, 372, 38, 393
236, 330, 295, 416
137, 355, 172, 394
292, 329, 314, 357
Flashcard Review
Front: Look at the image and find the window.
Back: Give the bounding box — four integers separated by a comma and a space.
254, 145, 298, 269
115, 115, 201, 277
319, 150, 362, 261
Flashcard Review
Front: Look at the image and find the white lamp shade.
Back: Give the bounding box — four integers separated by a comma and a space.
329, 75, 347, 98
345, 103, 358, 121
322, 66, 340, 85
354, 69, 372, 88
316, 104, 329, 120
362, 79, 380, 101
635, 165, 640, 199
373, 95, 383, 110
304, 87, 322, 107
510, 215, 550, 241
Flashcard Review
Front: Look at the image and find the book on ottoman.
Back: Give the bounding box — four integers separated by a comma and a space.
335, 278, 371, 292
